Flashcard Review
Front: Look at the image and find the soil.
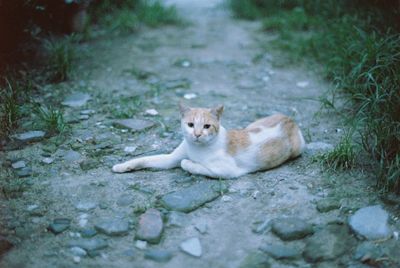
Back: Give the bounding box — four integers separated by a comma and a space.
1, 1, 398, 268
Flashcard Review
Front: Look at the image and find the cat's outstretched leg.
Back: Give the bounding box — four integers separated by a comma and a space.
181, 159, 248, 179
180, 159, 216, 178
112, 143, 186, 173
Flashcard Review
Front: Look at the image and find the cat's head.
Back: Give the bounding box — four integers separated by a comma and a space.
179, 103, 224, 145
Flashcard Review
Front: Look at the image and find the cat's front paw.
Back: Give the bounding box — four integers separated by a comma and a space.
181, 159, 199, 174
112, 163, 129, 173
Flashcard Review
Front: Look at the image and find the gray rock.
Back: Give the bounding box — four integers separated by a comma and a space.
16, 167, 32, 178
144, 249, 173, 262
353, 242, 385, 262
63, 150, 82, 162
75, 201, 97, 212
42, 157, 54, 164
112, 119, 154, 132
167, 211, 188, 228
180, 237, 202, 257
62, 93, 91, 107
68, 238, 108, 251
79, 115, 90, 120
79, 159, 98, 171
0, 237, 14, 255
270, 218, 314, 241
70, 246, 87, 257
239, 252, 271, 268
349, 205, 391, 240
136, 209, 163, 244
259, 243, 302, 260
80, 228, 97, 238
48, 218, 71, 234
316, 198, 341, 213
11, 160, 26, 169
12, 131, 46, 142
303, 224, 354, 263
80, 109, 95, 115
160, 181, 225, 212
116, 194, 134, 207
94, 218, 129, 236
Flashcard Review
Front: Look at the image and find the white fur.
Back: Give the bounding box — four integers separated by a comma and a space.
112, 120, 302, 179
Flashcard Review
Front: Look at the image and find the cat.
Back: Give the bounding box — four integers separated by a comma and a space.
112, 103, 306, 179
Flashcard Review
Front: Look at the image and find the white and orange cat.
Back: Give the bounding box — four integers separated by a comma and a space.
112, 103, 305, 179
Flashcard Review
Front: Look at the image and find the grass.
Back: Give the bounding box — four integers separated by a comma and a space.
136, 0, 182, 27
0, 78, 20, 139
229, 0, 400, 193
43, 35, 78, 81
32, 104, 68, 135
317, 133, 357, 171
90, 0, 182, 34
104, 95, 143, 118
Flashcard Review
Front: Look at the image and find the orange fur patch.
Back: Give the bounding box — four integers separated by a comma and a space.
227, 130, 250, 156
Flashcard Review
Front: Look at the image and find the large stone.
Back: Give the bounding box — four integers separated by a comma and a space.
94, 218, 129, 236
68, 238, 108, 251
180, 237, 202, 257
167, 211, 189, 228
144, 249, 173, 262
112, 119, 155, 132
348, 205, 391, 240
303, 224, 353, 263
11, 160, 26, 169
63, 150, 82, 162
353, 242, 385, 262
136, 209, 163, 244
316, 198, 341, 213
160, 181, 225, 212
12, 131, 46, 142
270, 218, 314, 241
48, 218, 71, 234
259, 243, 302, 260
239, 252, 270, 268
62, 93, 91, 107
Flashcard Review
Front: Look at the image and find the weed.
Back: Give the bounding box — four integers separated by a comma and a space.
317, 133, 357, 171
0, 79, 20, 138
136, 0, 182, 27
231, 0, 400, 193
227, 0, 261, 20
32, 104, 68, 135
102, 9, 139, 34
105, 95, 142, 118
43, 35, 78, 81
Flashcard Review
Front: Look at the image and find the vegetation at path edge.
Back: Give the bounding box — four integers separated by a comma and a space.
228, 0, 400, 193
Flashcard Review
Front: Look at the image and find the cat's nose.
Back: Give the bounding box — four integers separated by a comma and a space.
194, 133, 201, 138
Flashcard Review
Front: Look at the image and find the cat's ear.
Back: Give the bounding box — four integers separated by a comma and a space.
179, 101, 190, 116
211, 105, 224, 120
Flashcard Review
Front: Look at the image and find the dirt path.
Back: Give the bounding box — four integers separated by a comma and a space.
1, 1, 398, 267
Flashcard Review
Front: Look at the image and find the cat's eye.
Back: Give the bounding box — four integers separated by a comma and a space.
187, 122, 194, 128
204, 124, 211, 129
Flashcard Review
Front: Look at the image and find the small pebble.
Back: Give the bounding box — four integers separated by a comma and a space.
296, 81, 309, 88
221, 195, 232, 202
42, 157, 54, 164
145, 109, 159, 116
135, 240, 147, 250
11, 160, 26, 169
73, 256, 81, 263
184, 93, 197, 100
